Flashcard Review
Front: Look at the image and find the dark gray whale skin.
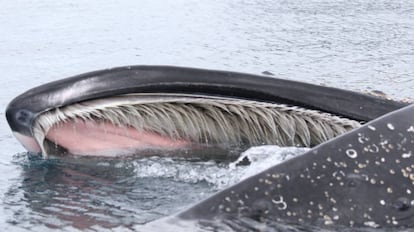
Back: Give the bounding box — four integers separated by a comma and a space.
5, 65, 413, 229
5, 65, 407, 138
179, 103, 414, 229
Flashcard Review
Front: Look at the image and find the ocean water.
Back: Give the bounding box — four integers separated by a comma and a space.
1, 0, 413, 231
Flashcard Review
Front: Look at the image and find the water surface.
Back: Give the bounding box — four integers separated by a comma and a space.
1, 0, 413, 231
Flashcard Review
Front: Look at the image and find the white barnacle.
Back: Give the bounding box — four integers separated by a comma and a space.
264, 179, 272, 185
358, 163, 367, 168
358, 135, 368, 144
368, 125, 376, 131
364, 221, 379, 228
323, 215, 333, 225
387, 123, 395, 130
380, 200, 386, 205
272, 196, 287, 210
346, 149, 358, 159
380, 140, 389, 147
402, 151, 412, 159
334, 170, 345, 177
402, 169, 409, 178
318, 204, 324, 210
368, 144, 379, 153
407, 126, 414, 133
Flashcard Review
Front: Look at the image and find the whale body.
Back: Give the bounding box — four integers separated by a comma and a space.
178, 103, 414, 229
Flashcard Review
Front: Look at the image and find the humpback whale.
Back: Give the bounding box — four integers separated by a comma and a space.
5, 66, 413, 229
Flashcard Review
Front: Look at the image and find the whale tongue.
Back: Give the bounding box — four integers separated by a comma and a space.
45, 120, 190, 157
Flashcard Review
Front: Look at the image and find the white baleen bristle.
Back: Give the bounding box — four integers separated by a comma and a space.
33, 94, 362, 155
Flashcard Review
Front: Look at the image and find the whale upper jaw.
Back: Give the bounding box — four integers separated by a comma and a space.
5, 65, 407, 157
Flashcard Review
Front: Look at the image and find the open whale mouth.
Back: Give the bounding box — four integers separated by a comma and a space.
33, 94, 361, 157
6, 66, 406, 158
6, 66, 414, 229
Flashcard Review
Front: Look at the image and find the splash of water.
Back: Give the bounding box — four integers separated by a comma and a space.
132, 145, 309, 189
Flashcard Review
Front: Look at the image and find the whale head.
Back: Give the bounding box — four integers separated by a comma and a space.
5, 66, 405, 158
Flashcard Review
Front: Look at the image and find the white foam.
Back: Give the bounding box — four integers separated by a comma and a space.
133, 146, 309, 189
